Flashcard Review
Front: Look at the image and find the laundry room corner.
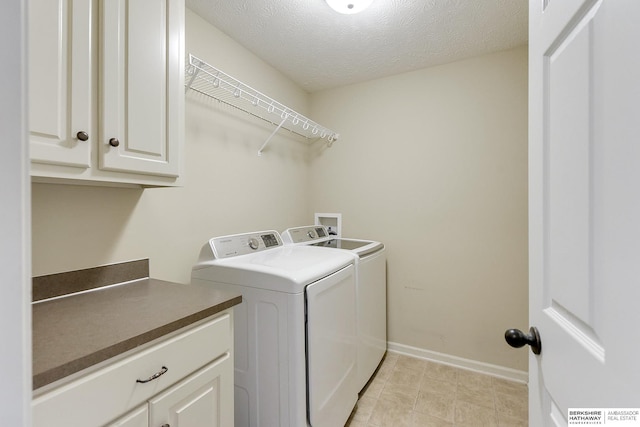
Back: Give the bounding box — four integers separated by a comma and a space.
308, 46, 529, 375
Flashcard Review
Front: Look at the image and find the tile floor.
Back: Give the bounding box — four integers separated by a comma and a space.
345, 352, 528, 427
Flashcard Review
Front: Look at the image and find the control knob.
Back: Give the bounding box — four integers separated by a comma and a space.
248, 238, 259, 250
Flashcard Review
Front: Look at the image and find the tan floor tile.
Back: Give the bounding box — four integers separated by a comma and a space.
380, 353, 398, 366
353, 354, 529, 427
387, 365, 424, 387
457, 382, 495, 409
368, 397, 414, 427
362, 375, 386, 399
396, 354, 428, 372
381, 382, 421, 405
498, 414, 528, 427
374, 358, 396, 381
419, 376, 457, 397
423, 361, 458, 384
414, 390, 456, 422
410, 411, 454, 427
494, 390, 528, 421
377, 353, 397, 374
492, 377, 528, 399
384, 352, 399, 365
457, 369, 494, 390
349, 395, 377, 424
455, 400, 499, 427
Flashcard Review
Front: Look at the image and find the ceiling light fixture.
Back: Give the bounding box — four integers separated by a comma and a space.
325, 0, 374, 14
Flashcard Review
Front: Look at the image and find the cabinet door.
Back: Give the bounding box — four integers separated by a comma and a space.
29, 0, 92, 168
99, 0, 183, 178
107, 405, 148, 427
149, 355, 233, 427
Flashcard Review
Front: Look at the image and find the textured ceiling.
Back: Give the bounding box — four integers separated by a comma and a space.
186, 0, 528, 92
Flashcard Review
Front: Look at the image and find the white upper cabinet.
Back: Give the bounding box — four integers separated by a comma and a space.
29, 0, 184, 187
99, 0, 183, 178
29, 0, 92, 169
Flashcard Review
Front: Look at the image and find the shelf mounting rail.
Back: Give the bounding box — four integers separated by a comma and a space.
185, 54, 339, 156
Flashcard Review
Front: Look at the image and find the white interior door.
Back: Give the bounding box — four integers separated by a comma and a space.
528, 0, 640, 425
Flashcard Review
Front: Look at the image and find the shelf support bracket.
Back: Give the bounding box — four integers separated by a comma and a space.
258, 115, 288, 156
184, 62, 201, 94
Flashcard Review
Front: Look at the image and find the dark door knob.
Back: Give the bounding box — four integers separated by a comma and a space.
505, 326, 541, 355
109, 137, 120, 147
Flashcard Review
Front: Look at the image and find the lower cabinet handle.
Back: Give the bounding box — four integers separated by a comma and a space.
161, 424, 170, 427
136, 366, 168, 383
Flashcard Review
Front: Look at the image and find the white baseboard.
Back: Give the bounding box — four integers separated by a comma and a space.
386, 341, 528, 384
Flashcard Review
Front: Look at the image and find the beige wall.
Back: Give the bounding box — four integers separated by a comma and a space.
32, 11, 528, 372
32, 10, 312, 283
308, 46, 529, 371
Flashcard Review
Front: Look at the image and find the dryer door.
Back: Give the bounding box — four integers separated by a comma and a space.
306, 264, 358, 427
356, 248, 387, 391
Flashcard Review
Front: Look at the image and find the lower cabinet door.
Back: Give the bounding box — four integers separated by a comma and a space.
107, 405, 149, 427
148, 354, 233, 427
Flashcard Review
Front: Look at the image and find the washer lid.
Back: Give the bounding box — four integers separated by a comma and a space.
193, 239, 355, 293
311, 239, 384, 257
282, 225, 384, 257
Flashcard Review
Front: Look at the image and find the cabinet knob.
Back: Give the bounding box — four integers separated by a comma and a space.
109, 137, 120, 147
76, 131, 89, 141
161, 425, 170, 427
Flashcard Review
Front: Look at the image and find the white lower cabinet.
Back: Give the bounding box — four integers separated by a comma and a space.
108, 405, 149, 427
148, 355, 233, 427
33, 311, 233, 427
109, 355, 232, 427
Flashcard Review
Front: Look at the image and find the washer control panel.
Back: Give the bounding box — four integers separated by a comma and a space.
209, 230, 283, 259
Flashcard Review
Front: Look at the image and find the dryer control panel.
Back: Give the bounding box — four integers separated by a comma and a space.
209, 230, 283, 259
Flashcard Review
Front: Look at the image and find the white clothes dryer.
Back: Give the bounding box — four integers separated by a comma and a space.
282, 225, 387, 392
191, 230, 358, 427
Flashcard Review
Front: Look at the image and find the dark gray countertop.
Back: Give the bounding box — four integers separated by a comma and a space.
32, 278, 241, 390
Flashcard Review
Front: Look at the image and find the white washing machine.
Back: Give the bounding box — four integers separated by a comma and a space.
191, 230, 358, 427
281, 225, 387, 392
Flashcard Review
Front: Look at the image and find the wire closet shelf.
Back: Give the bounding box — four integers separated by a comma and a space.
185, 54, 339, 156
